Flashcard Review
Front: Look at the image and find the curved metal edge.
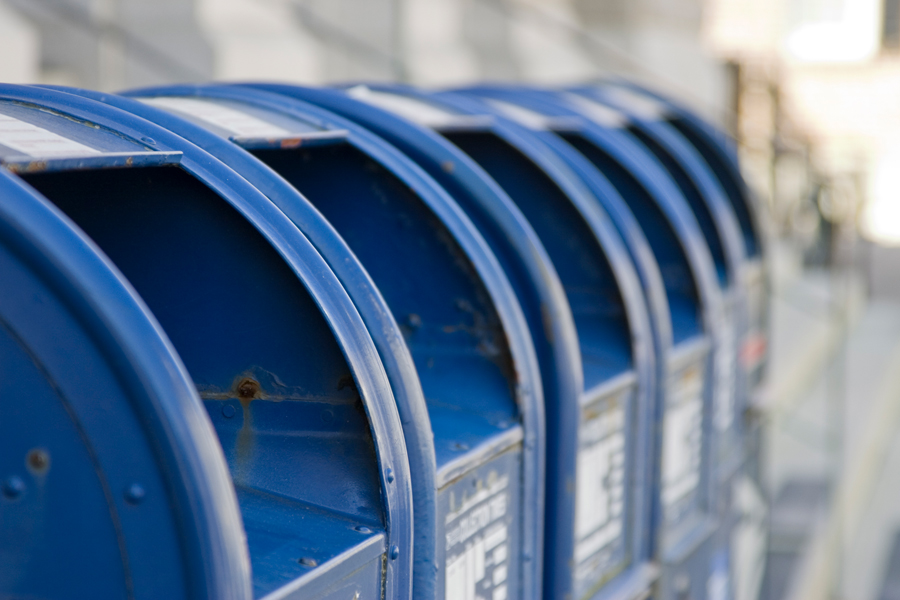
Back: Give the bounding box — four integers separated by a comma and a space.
450, 86, 732, 572
165, 81, 548, 600
596, 80, 769, 262
108, 82, 436, 600
449, 87, 723, 330
0, 167, 252, 600
425, 87, 663, 598
3, 83, 415, 600
282, 83, 587, 600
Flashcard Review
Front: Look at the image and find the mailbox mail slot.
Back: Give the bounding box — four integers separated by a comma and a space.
115, 84, 545, 600
0, 84, 413, 600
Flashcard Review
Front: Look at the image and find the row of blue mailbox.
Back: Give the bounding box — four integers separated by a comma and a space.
0, 81, 768, 600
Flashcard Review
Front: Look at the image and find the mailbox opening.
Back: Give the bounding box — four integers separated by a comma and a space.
249, 139, 529, 600
20, 164, 389, 599
441, 130, 633, 391
559, 133, 703, 347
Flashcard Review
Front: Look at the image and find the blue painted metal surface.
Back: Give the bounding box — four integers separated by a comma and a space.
451, 85, 729, 600
581, 82, 769, 394
0, 166, 251, 600
334, 84, 663, 600
573, 82, 771, 600
55, 84, 436, 600
560, 90, 749, 483
0, 84, 414, 600
232, 82, 584, 599
259, 83, 659, 600
114, 83, 546, 600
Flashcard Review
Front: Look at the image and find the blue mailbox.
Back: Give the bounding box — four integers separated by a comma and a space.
251, 84, 660, 600
572, 82, 770, 600
580, 83, 769, 397
319, 84, 664, 599
0, 167, 250, 600
0, 84, 414, 600
106, 83, 545, 600
450, 86, 729, 600
559, 89, 749, 483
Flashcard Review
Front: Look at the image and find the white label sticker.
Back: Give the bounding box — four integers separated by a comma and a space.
0, 113, 100, 159
601, 86, 670, 121
714, 315, 737, 432
346, 85, 461, 127
574, 397, 627, 564
662, 363, 704, 507
486, 99, 555, 130
141, 97, 291, 138
446, 523, 509, 600
445, 474, 511, 600
563, 93, 629, 128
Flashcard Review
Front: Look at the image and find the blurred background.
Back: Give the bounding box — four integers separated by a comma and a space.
2, 0, 899, 598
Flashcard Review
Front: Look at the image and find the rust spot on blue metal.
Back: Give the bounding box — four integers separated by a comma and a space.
232, 376, 261, 481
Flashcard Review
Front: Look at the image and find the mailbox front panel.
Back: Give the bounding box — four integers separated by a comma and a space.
249, 141, 532, 600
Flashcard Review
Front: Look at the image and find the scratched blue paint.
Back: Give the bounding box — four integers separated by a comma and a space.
0, 165, 250, 599
324, 85, 660, 600
107, 83, 546, 600
0, 84, 413, 600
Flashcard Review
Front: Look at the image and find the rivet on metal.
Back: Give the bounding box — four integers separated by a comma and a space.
386, 468, 394, 483
354, 525, 372, 534
26, 448, 50, 474
2, 476, 25, 499
222, 404, 236, 418
298, 557, 317, 567
140, 137, 156, 145
389, 545, 400, 560
237, 377, 260, 400
124, 483, 146, 505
